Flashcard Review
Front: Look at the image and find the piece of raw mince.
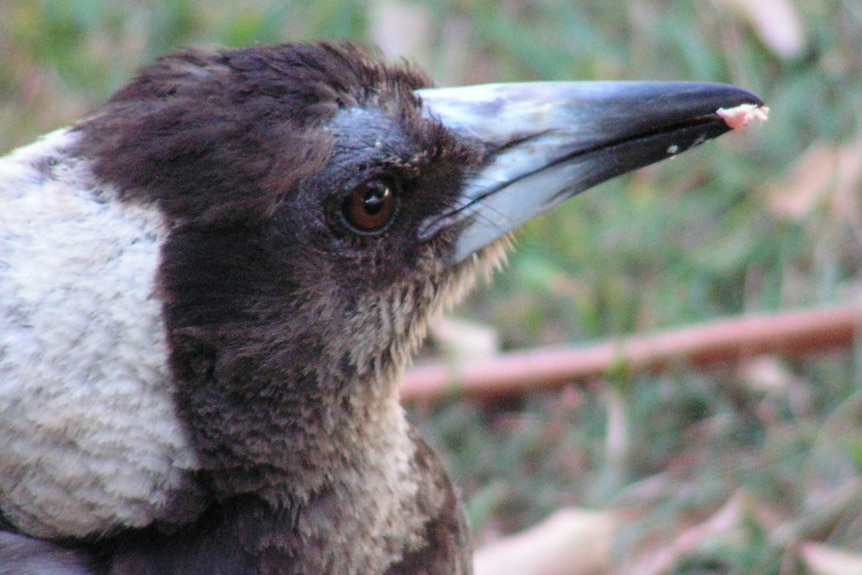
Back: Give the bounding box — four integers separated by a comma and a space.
716, 102, 770, 130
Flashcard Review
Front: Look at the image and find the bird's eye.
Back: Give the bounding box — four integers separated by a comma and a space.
342, 177, 398, 234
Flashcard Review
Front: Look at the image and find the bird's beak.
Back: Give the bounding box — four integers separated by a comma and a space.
416, 82, 766, 264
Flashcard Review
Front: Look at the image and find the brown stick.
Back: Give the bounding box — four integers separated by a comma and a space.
401, 305, 862, 402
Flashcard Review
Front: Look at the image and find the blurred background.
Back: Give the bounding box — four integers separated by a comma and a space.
2, 1, 861, 572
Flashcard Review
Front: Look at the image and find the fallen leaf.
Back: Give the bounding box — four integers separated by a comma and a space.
716, 0, 807, 60
619, 492, 750, 575
760, 140, 862, 227
737, 355, 797, 396
369, 0, 432, 64
800, 541, 862, 575
430, 316, 501, 362
474, 507, 623, 575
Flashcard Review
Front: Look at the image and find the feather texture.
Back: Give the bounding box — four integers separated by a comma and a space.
0, 129, 202, 539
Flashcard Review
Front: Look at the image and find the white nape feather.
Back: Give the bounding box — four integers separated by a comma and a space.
0, 129, 199, 539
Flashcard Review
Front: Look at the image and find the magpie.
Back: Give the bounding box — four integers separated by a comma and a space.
0, 42, 765, 574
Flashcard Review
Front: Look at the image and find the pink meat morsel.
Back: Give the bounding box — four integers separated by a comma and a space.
716, 103, 770, 130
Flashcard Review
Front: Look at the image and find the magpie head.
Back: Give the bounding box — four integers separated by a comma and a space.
76, 41, 764, 468
78, 44, 493, 405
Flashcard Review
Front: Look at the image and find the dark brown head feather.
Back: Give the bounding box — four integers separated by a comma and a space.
77, 42, 433, 228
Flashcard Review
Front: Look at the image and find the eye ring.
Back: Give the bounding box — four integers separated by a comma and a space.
342, 176, 399, 234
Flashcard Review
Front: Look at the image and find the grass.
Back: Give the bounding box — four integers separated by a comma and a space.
2, 0, 861, 572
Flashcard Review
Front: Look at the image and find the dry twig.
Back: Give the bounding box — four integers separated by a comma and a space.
402, 305, 862, 402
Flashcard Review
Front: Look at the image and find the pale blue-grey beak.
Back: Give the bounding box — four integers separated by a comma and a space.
417, 82, 764, 264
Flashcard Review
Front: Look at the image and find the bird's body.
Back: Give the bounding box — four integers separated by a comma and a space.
0, 42, 764, 574
1, 45, 478, 574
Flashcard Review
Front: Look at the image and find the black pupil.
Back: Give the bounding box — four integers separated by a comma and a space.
363, 185, 388, 215
343, 178, 397, 234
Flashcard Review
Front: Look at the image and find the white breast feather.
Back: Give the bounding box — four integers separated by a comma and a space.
0, 129, 198, 538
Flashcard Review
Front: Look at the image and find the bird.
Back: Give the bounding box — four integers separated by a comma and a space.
0, 42, 765, 574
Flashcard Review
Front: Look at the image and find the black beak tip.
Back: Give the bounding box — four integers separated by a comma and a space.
417, 80, 769, 266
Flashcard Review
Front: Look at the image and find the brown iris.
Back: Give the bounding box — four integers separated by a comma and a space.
343, 178, 398, 234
